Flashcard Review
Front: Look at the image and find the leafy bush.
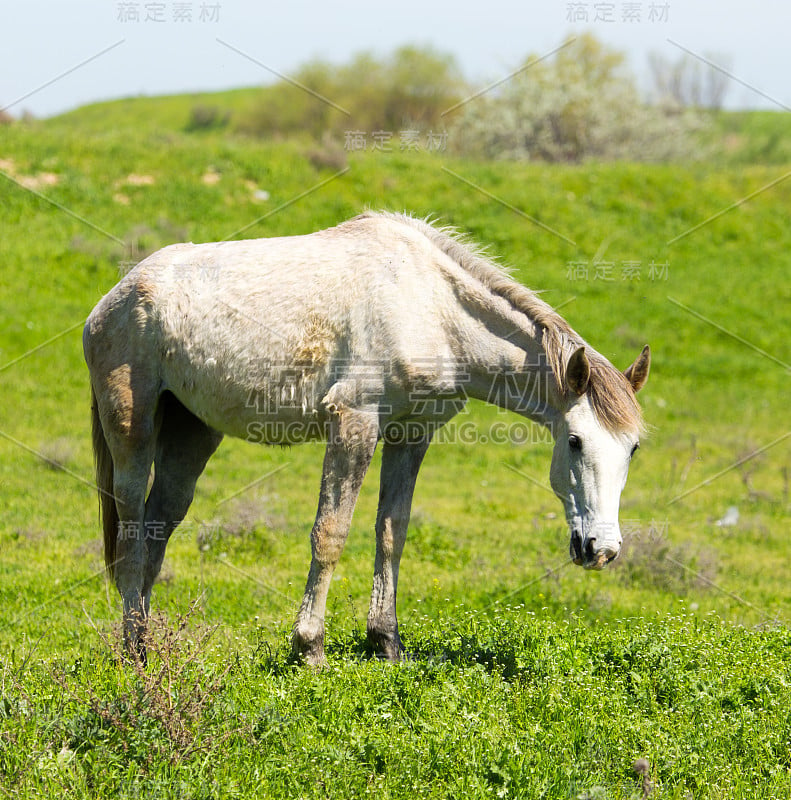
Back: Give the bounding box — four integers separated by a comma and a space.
236, 45, 464, 140
184, 104, 230, 132
450, 34, 706, 162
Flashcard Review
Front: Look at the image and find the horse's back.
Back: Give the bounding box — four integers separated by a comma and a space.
85, 216, 464, 441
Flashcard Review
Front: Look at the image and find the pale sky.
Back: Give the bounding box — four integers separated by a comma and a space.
2, 0, 790, 118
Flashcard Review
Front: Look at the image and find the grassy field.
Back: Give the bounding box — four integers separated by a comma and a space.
1, 96, 790, 797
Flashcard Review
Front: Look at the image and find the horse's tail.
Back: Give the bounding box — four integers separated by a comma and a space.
91, 387, 118, 577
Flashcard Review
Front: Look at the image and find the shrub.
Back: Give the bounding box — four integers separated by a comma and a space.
236, 45, 464, 141
185, 104, 230, 132
450, 34, 707, 162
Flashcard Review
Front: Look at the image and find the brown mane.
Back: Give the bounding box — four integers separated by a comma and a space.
361, 211, 644, 433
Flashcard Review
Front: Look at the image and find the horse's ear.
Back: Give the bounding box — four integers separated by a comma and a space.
566, 347, 590, 396
624, 344, 651, 393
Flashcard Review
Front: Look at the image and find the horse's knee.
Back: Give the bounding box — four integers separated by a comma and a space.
310, 516, 349, 569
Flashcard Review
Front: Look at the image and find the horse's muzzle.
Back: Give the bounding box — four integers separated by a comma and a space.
570, 531, 619, 570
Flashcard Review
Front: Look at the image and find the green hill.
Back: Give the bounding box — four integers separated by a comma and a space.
1, 93, 790, 797
2, 90, 790, 634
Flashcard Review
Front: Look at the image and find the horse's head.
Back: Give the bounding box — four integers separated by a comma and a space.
549, 345, 650, 569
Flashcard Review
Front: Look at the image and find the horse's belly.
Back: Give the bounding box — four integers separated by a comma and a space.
164, 357, 333, 444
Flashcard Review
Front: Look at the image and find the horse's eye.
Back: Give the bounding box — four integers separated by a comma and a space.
630, 442, 640, 458
568, 434, 582, 451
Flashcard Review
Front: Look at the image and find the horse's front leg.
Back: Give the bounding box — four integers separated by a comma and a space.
292, 407, 378, 666
367, 437, 431, 661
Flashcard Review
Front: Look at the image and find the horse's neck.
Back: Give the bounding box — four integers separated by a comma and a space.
460, 311, 563, 427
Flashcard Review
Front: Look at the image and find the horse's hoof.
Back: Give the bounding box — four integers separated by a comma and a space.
290, 633, 326, 668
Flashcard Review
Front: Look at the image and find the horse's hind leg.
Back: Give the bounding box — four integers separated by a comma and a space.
112, 445, 155, 662
142, 393, 223, 613
92, 376, 159, 662
292, 407, 378, 666
367, 438, 431, 661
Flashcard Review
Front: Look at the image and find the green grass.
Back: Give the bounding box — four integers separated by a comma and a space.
1, 95, 790, 797
4, 611, 791, 798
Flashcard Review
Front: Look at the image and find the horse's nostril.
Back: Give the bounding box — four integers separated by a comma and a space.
570, 531, 584, 563
584, 538, 596, 562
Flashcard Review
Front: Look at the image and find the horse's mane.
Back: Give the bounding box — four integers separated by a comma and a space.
355, 210, 644, 434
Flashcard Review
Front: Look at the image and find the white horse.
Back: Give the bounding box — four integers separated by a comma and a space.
84, 211, 650, 665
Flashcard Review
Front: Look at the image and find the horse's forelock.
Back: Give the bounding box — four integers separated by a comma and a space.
543, 327, 644, 434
